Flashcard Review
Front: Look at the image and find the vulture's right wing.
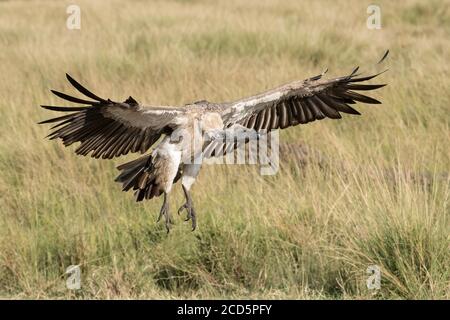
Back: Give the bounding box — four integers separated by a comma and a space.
39, 74, 185, 159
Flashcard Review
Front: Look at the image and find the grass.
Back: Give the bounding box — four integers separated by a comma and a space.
0, 0, 449, 299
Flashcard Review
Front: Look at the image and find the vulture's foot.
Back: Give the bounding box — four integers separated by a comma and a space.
178, 201, 196, 231
157, 193, 172, 233
178, 186, 197, 231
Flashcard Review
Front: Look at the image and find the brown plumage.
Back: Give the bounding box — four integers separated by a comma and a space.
39, 51, 389, 232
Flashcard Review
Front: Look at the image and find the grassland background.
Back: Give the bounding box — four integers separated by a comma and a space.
0, 0, 449, 299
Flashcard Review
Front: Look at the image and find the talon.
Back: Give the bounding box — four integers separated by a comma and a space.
165, 219, 171, 233
157, 210, 163, 223
163, 212, 172, 232
190, 208, 197, 231
179, 201, 195, 228
181, 185, 198, 231
178, 203, 187, 215
158, 192, 171, 233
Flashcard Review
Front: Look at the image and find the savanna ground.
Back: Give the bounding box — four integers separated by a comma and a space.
0, 0, 449, 299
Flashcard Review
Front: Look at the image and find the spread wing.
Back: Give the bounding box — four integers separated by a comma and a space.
39, 74, 185, 159
205, 53, 388, 158
220, 67, 387, 131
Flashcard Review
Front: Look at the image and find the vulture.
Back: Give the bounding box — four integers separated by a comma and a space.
39, 51, 388, 232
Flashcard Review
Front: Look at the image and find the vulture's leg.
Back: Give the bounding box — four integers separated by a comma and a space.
157, 192, 172, 233
178, 185, 196, 230
151, 136, 183, 233
177, 163, 201, 231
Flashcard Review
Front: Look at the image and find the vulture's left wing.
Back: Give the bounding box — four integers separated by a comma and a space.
39, 74, 185, 159
220, 66, 387, 131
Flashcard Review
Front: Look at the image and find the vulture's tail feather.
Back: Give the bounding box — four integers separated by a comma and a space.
115, 154, 162, 201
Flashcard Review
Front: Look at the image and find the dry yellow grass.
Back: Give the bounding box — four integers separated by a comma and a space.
0, 0, 449, 299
